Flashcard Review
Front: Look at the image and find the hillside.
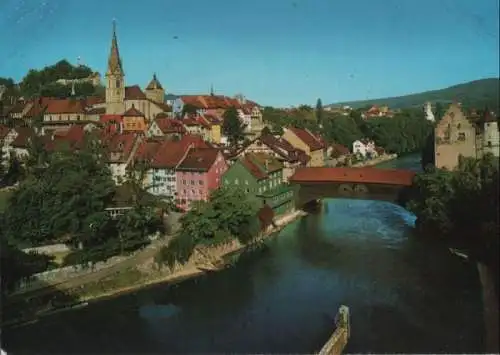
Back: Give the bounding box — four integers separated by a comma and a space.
329, 78, 499, 110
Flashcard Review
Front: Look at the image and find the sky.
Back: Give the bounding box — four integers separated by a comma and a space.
0, 0, 498, 107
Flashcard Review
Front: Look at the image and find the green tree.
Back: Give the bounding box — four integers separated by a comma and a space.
434, 102, 444, 122
315, 98, 324, 126
182, 103, 198, 116
222, 106, 246, 146
157, 186, 260, 268
3, 134, 115, 254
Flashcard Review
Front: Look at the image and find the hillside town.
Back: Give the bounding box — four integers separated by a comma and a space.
1, 17, 499, 355
0, 24, 396, 218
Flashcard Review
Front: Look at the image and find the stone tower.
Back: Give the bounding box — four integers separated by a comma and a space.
105, 21, 125, 114
145, 73, 165, 103
481, 110, 499, 157
424, 102, 435, 122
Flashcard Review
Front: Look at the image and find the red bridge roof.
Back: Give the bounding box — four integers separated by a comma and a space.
290, 167, 415, 186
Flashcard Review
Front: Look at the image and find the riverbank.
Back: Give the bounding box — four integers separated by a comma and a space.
3, 209, 307, 327
78, 209, 307, 303
351, 153, 398, 168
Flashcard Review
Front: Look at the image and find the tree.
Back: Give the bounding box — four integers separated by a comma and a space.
156, 186, 260, 268
182, 103, 198, 116
315, 98, 324, 126
222, 106, 246, 146
3, 134, 115, 254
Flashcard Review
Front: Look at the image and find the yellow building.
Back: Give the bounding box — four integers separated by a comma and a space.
282, 127, 325, 167
122, 105, 147, 133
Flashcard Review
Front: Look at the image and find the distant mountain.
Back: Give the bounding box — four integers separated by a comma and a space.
328, 78, 500, 110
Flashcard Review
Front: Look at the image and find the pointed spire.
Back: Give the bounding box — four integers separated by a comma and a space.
71, 81, 76, 96
210, 83, 214, 96
106, 19, 124, 76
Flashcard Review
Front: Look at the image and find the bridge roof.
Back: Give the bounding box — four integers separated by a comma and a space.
290, 167, 415, 186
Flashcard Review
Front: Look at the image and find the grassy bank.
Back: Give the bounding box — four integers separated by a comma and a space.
3, 210, 307, 327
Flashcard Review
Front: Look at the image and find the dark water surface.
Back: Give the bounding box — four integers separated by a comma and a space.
2, 155, 485, 354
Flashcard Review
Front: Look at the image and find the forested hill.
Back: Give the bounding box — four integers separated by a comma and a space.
328, 78, 500, 111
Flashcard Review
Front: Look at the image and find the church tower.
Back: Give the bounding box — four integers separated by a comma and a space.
105, 21, 125, 114
145, 73, 165, 103
481, 109, 499, 157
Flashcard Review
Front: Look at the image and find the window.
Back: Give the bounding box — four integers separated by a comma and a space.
457, 123, 461, 129
488, 141, 492, 147
458, 132, 466, 141
116, 79, 121, 88
190, 180, 195, 185
199, 180, 204, 185
182, 179, 186, 185
245, 180, 249, 185
76, 115, 81, 121
235, 178, 239, 185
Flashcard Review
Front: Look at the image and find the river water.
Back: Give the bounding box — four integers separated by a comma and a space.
2, 154, 485, 354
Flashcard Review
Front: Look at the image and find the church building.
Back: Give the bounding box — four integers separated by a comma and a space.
96, 22, 171, 122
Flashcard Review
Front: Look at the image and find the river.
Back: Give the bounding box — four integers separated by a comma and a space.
2, 154, 485, 354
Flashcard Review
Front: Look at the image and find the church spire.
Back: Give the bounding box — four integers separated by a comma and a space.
106, 19, 124, 76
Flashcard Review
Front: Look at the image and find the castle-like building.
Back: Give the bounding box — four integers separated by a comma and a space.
98, 22, 170, 120
434, 103, 499, 170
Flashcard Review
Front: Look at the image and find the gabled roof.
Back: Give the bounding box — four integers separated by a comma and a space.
104, 132, 139, 163
125, 85, 147, 100
153, 117, 186, 135
45, 98, 88, 114
150, 134, 209, 169
177, 148, 221, 172
123, 105, 144, 117
287, 127, 324, 151
240, 152, 283, 180
331, 143, 350, 155
258, 134, 309, 164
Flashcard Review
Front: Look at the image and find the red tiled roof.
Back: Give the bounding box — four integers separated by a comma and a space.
179, 134, 210, 149
125, 85, 146, 100
288, 127, 324, 151
182, 116, 200, 126
241, 156, 267, 180
135, 140, 161, 162
290, 167, 415, 186
123, 105, 144, 117
85, 96, 105, 105
45, 98, 87, 114
154, 117, 186, 134
104, 133, 138, 163
177, 148, 221, 171
331, 143, 350, 155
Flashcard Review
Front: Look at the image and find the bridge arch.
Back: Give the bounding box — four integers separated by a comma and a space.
289, 167, 415, 208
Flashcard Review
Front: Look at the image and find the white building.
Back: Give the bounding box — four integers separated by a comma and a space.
424, 102, 435, 122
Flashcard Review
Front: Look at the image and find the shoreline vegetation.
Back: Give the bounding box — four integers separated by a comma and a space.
3, 210, 308, 328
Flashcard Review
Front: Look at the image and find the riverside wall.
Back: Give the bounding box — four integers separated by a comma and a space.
351, 153, 398, 167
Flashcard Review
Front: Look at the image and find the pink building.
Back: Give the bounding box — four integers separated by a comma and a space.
176, 147, 228, 211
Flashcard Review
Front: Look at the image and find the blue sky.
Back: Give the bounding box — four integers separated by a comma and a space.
0, 0, 498, 107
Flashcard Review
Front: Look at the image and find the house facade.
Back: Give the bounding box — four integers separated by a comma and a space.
434, 104, 499, 169
282, 127, 325, 167
176, 148, 227, 210
222, 152, 294, 216
236, 134, 309, 182
434, 103, 478, 170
